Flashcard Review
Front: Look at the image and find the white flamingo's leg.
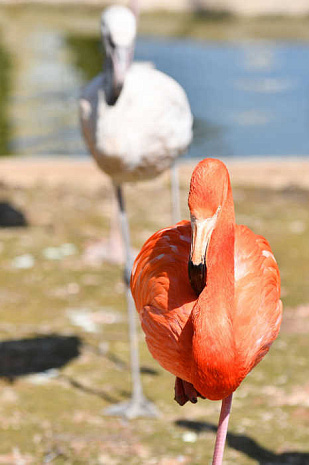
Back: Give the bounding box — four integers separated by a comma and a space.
104, 184, 158, 419
114, 184, 143, 403
107, 190, 125, 262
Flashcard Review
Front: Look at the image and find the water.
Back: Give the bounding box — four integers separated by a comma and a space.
137, 38, 309, 157
1, 10, 309, 158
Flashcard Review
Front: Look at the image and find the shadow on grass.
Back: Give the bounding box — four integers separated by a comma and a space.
176, 419, 309, 465
0, 201, 27, 227
60, 373, 118, 404
59, 343, 158, 405
85, 341, 160, 375
0, 335, 159, 404
0, 335, 81, 379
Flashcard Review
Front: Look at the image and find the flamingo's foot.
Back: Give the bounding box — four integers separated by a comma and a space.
104, 396, 159, 419
174, 377, 205, 406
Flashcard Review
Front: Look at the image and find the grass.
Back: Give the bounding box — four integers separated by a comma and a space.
0, 167, 308, 464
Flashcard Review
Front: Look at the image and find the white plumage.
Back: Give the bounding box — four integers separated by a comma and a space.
80, 63, 192, 184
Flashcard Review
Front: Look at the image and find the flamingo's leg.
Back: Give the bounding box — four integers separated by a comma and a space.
212, 393, 233, 465
104, 184, 158, 419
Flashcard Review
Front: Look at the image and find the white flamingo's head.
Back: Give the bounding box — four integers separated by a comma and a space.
101, 6, 136, 102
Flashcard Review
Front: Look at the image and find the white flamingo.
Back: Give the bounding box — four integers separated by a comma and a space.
79, 4, 192, 418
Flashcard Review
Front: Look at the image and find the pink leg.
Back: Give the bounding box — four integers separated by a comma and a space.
212, 394, 233, 465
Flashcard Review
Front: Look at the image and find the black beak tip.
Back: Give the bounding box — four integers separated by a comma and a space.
107, 83, 124, 106
114, 83, 123, 98
188, 260, 207, 296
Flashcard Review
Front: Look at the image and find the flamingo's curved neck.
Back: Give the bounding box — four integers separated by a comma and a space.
204, 189, 235, 303
191, 185, 237, 399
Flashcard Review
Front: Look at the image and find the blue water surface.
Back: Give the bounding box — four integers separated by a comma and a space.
136, 38, 309, 158
3, 29, 309, 158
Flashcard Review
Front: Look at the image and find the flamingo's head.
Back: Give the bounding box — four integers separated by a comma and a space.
188, 158, 230, 295
101, 6, 136, 103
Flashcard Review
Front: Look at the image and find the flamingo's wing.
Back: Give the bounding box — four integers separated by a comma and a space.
131, 221, 196, 380
79, 74, 105, 160
234, 225, 282, 373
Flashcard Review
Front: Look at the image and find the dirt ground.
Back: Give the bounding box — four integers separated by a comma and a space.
0, 155, 308, 464
1, 156, 309, 191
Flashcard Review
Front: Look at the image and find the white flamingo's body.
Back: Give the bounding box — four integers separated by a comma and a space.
80, 63, 192, 184
79, 5, 192, 419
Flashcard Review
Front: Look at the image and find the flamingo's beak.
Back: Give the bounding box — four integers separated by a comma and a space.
188, 208, 220, 296
111, 45, 133, 100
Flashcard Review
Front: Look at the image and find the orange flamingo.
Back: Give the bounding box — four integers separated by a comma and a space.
131, 158, 282, 465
